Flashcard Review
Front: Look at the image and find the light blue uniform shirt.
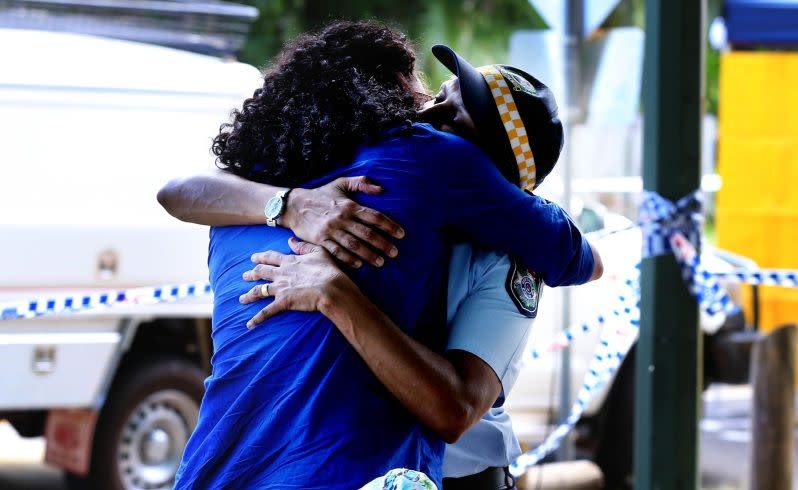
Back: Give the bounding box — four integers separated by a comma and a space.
443, 244, 542, 478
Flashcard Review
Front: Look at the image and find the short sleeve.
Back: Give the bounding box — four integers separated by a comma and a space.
445, 251, 535, 406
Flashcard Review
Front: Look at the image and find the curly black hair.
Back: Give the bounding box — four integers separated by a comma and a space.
212, 21, 420, 187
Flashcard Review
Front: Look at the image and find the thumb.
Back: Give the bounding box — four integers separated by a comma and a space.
338, 176, 382, 196
288, 237, 321, 255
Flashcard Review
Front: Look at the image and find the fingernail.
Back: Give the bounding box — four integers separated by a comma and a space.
239, 295, 245, 303
375, 257, 384, 267
396, 229, 405, 239
353, 260, 362, 268
389, 247, 398, 258
242, 272, 249, 280
246, 322, 253, 329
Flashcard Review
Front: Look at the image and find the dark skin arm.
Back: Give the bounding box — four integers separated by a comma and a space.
157, 170, 405, 268
158, 169, 603, 278
238, 239, 502, 443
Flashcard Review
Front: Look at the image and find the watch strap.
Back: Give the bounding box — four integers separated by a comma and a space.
265, 188, 293, 227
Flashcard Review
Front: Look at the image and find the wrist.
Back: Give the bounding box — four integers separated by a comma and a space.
318, 275, 362, 320
278, 187, 305, 229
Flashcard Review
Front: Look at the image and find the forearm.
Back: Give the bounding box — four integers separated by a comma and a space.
320, 281, 490, 442
589, 242, 604, 281
157, 171, 284, 226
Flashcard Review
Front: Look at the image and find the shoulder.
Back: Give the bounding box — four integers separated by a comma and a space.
449, 245, 510, 292
373, 123, 486, 160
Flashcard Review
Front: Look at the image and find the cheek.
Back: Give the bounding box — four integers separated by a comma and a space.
451, 113, 480, 140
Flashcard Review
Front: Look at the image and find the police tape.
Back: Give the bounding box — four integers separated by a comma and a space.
639, 191, 703, 259
510, 193, 690, 475
510, 191, 793, 476
512, 275, 641, 474
708, 269, 798, 287
0, 282, 212, 320
527, 280, 639, 362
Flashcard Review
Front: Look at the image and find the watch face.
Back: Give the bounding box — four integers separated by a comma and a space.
265, 196, 283, 219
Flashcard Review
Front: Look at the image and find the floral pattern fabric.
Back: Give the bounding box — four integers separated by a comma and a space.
360, 468, 438, 490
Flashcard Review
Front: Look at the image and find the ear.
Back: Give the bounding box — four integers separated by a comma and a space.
417, 99, 455, 126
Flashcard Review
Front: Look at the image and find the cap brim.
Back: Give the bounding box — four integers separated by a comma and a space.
431, 45, 487, 108
430, 45, 520, 185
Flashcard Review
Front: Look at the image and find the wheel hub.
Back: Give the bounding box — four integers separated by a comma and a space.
117, 390, 198, 490
140, 428, 171, 465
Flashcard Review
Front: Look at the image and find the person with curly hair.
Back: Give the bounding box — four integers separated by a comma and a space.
165, 21, 598, 489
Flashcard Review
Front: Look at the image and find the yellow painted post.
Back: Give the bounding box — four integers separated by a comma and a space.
717, 52, 798, 330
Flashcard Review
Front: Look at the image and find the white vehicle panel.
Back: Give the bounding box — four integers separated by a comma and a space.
0, 28, 261, 289
0, 317, 122, 409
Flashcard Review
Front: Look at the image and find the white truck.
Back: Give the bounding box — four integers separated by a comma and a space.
0, 27, 755, 490
0, 28, 260, 489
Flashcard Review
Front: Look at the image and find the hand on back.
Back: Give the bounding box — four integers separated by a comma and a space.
286, 176, 404, 268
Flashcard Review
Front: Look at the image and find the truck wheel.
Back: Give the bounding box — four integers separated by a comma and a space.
66, 356, 204, 490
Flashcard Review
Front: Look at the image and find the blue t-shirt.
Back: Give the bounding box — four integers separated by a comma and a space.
174, 123, 594, 489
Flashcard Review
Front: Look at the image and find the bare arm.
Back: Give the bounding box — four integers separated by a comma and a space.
158, 170, 277, 226
239, 240, 501, 443
589, 242, 604, 281
321, 283, 500, 444
157, 170, 405, 268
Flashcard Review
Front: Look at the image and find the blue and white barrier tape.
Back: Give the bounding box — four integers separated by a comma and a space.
0, 282, 212, 320
514, 191, 739, 475
708, 269, 798, 287
512, 277, 641, 474
527, 275, 641, 363
670, 233, 739, 319
639, 191, 703, 258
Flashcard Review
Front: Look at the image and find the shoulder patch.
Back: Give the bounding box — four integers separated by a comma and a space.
505, 260, 543, 318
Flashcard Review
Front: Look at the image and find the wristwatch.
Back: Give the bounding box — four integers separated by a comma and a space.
264, 188, 293, 227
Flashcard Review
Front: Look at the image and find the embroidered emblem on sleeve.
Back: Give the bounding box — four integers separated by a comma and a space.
505, 260, 542, 318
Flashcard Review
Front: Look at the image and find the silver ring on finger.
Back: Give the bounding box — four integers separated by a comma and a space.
260, 283, 271, 297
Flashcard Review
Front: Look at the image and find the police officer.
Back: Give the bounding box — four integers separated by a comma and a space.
423, 46, 601, 489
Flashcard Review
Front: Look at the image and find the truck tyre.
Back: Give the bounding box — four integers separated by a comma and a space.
65, 356, 204, 490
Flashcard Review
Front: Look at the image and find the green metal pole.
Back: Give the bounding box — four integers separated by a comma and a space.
634, 1, 705, 489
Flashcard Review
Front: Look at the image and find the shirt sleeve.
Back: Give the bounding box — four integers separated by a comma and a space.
446, 252, 533, 406
430, 133, 594, 287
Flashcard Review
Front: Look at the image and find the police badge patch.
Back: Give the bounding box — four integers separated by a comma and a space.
499, 67, 538, 97
505, 260, 542, 318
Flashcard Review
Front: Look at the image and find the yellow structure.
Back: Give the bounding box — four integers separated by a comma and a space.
717, 51, 798, 330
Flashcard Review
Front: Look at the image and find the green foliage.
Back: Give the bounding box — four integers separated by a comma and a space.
236, 0, 720, 113
235, 0, 544, 89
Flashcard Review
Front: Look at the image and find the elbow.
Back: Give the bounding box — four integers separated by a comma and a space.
436, 399, 479, 444
438, 421, 468, 445
589, 243, 604, 281
157, 179, 187, 221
